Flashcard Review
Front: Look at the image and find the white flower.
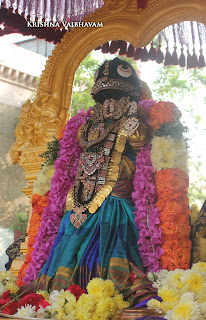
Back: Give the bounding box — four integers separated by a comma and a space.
15, 305, 37, 318
0, 283, 7, 296
199, 301, 206, 315
179, 292, 196, 302
36, 305, 48, 318
49, 289, 62, 304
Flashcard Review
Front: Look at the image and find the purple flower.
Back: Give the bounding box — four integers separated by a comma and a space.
132, 142, 163, 272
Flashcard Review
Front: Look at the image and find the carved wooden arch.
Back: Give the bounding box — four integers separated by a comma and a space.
10, 0, 206, 199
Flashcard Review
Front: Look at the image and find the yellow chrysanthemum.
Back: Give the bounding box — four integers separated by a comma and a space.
76, 309, 92, 320
150, 136, 188, 173
36, 290, 50, 300
192, 262, 206, 274
104, 279, 115, 297
56, 290, 76, 309
113, 294, 129, 309
96, 297, 116, 318
158, 286, 179, 304
197, 289, 206, 304
91, 313, 101, 320
87, 278, 106, 297
56, 307, 66, 319
0, 271, 17, 282
171, 300, 200, 320
182, 270, 205, 294
147, 298, 164, 310
6, 282, 19, 294
77, 293, 96, 313
167, 269, 185, 290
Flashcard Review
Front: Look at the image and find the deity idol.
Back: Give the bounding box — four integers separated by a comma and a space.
20, 57, 191, 306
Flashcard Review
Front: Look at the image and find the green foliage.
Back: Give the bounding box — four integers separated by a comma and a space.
9, 212, 28, 233
40, 137, 60, 166
71, 52, 99, 115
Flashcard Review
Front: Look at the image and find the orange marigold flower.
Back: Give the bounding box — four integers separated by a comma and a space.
38, 196, 48, 208
149, 101, 178, 130
156, 169, 189, 194
160, 256, 180, 270
177, 224, 191, 237
160, 222, 178, 236
162, 238, 179, 251
171, 246, 191, 269
32, 194, 42, 207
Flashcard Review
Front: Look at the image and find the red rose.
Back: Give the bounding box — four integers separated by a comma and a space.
18, 293, 49, 310
68, 285, 86, 300
0, 291, 11, 307
1, 301, 19, 315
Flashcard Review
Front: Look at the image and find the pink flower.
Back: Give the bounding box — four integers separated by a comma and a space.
132, 141, 163, 272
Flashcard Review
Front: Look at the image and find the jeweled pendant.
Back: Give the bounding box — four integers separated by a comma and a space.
70, 206, 87, 228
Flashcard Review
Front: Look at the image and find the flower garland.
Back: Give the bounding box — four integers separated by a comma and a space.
132, 143, 163, 272
16, 194, 49, 287
33, 165, 55, 196
147, 262, 206, 320
23, 109, 90, 283
0, 274, 129, 320
148, 101, 191, 270
132, 99, 163, 272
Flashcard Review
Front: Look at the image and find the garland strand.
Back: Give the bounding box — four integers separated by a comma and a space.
16, 194, 49, 287
148, 101, 191, 270
132, 143, 163, 272
23, 110, 90, 283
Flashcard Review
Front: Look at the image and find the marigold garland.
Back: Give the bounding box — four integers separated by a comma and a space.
148, 101, 191, 271
16, 194, 49, 287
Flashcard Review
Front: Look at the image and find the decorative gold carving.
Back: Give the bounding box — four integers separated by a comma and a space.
10, 93, 64, 165
104, 0, 130, 12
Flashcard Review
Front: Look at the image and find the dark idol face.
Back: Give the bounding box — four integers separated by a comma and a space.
102, 99, 118, 120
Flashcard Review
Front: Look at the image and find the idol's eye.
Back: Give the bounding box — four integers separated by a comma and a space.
117, 64, 132, 77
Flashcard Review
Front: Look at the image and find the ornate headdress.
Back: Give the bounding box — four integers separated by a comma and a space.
91, 57, 141, 102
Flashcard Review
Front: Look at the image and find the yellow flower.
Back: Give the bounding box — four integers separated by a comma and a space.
113, 294, 129, 310
77, 294, 96, 313
87, 278, 106, 297
197, 289, 206, 304
158, 286, 179, 304
0, 271, 17, 282
147, 298, 164, 310
6, 282, 19, 294
150, 136, 188, 173
36, 290, 50, 300
96, 297, 116, 318
181, 270, 205, 294
104, 279, 115, 297
56, 307, 66, 319
167, 269, 185, 290
170, 299, 200, 320
56, 290, 76, 309
76, 309, 92, 320
192, 262, 206, 274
